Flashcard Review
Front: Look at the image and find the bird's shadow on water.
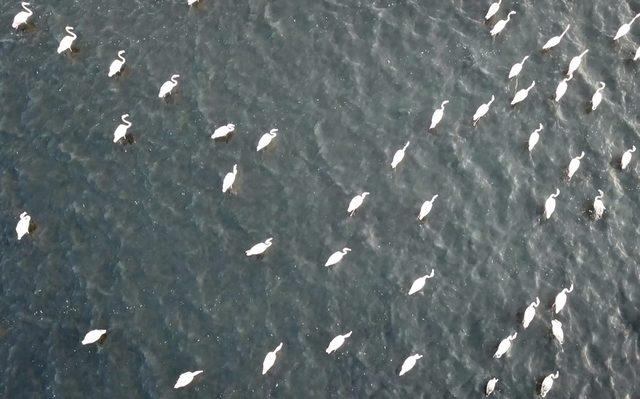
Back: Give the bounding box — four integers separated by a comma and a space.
212, 132, 235, 144
18, 23, 37, 33
28, 222, 37, 235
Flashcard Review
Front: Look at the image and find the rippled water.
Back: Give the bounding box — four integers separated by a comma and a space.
2, 0, 640, 397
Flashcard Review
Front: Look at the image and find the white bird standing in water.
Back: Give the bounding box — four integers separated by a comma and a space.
591, 82, 605, 111
490, 11, 516, 36
245, 238, 273, 257
222, 164, 237, 193
174, 370, 203, 389
493, 332, 517, 358
522, 297, 540, 329
542, 25, 570, 51
614, 13, 640, 41
593, 190, 605, 220
347, 192, 369, 216
326, 331, 352, 354
81, 329, 106, 345
553, 284, 574, 313
211, 123, 236, 140
555, 73, 573, 102
262, 342, 283, 375
551, 319, 564, 344
256, 129, 278, 151
16, 212, 31, 240
528, 123, 543, 152
324, 248, 351, 267
158, 74, 180, 98
408, 269, 435, 295
540, 371, 560, 397
113, 114, 132, 143
399, 354, 422, 376
12, 2, 33, 29
429, 100, 449, 130
187, 0, 200, 5
484, 0, 501, 20
473, 95, 495, 126
566, 50, 589, 76
511, 81, 535, 105
486, 378, 499, 396
391, 141, 410, 169
567, 151, 585, 180
57, 26, 77, 54
508, 55, 529, 80
544, 189, 560, 220
108, 50, 126, 77
418, 195, 438, 221
621, 145, 636, 170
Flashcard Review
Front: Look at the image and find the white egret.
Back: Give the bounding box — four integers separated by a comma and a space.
486, 378, 499, 396
544, 189, 560, 220
12, 2, 33, 30
408, 269, 435, 295
211, 123, 236, 140
188, 0, 200, 5
113, 114, 132, 143
542, 25, 570, 51
158, 74, 180, 98
566, 49, 588, 76
528, 123, 543, 152
16, 212, 31, 240
551, 319, 564, 344
621, 145, 636, 170
553, 283, 574, 313
555, 73, 573, 102
399, 354, 422, 376
418, 194, 438, 221
567, 151, 585, 181
484, 0, 501, 20
508, 55, 529, 80
347, 192, 369, 216
391, 141, 410, 169
257, 129, 278, 151
540, 371, 559, 397
174, 370, 203, 389
493, 332, 517, 358
490, 11, 516, 36
511, 81, 535, 105
522, 297, 540, 329
81, 329, 106, 345
591, 82, 605, 111
326, 331, 352, 354
593, 190, 605, 220
222, 164, 237, 193
108, 50, 126, 77
614, 13, 640, 41
473, 95, 495, 126
429, 100, 449, 130
262, 342, 283, 375
246, 238, 273, 257
325, 248, 351, 267
57, 26, 77, 54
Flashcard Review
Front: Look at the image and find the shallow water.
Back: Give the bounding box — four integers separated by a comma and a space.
1, 0, 640, 397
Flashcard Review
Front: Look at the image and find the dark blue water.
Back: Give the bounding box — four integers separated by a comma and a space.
2, 0, 640, 397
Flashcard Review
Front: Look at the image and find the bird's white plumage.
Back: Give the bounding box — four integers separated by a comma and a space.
222, 164, 238, 193
16, 212, 31, 240
108, 50, 126, 77
408, 269, 435, 295
528, 124, 543, 152
555, 74, 573, 102
551, 319, 564, 344
635, 47, 640, 61
245, 238, 273, 256
326, 331, 352, 354
57, 26, 77, 54
614, 14, 640, 41
567, 49, 588, 76
12, 2, 33, 29
490, 11, 515, 36
591, 82, 605, 110
158, 74, 180, 98
484, 0, 501, 20
418, 195, 438, 221
593, 190, 605, 220
347, 192, 369, 215
493, 332, 517, 358
399, 354, 422, 376
188, 0, 200, 5
473, 95, 495, 125
567, 151, 585, 180
540, 371, 559, 397
508, 55, 529, 79
257, 129, 278, 151
391, 141, 410, 169
511, 81, 535, 105
429, 101, 449, 130
211, 123, 236, 139
262, 342, 283, 375
544, 189, 560, 220
81, 329, 106, 345
522, 297, 540, 329
621, 146, 636, 170
113, 114, 132, 143
553, 284, 573, 313
542, 25, 570, 50
325, 248, 351, 267
174, 370, 203, 389
486, 378, 499, 396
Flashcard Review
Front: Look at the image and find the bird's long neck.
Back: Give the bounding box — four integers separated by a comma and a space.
23, 4, 32, 14
632, 14, 640, 24
122, 116, 131, 127
561, 26, 570, 37
67, 28, 76, 38
118, 52, 125, 62
527, 82, 535, 90
171, 76, 178, 84
403, 142, 410, 150
631, 146, 637, 153
580, 50, 588, 57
